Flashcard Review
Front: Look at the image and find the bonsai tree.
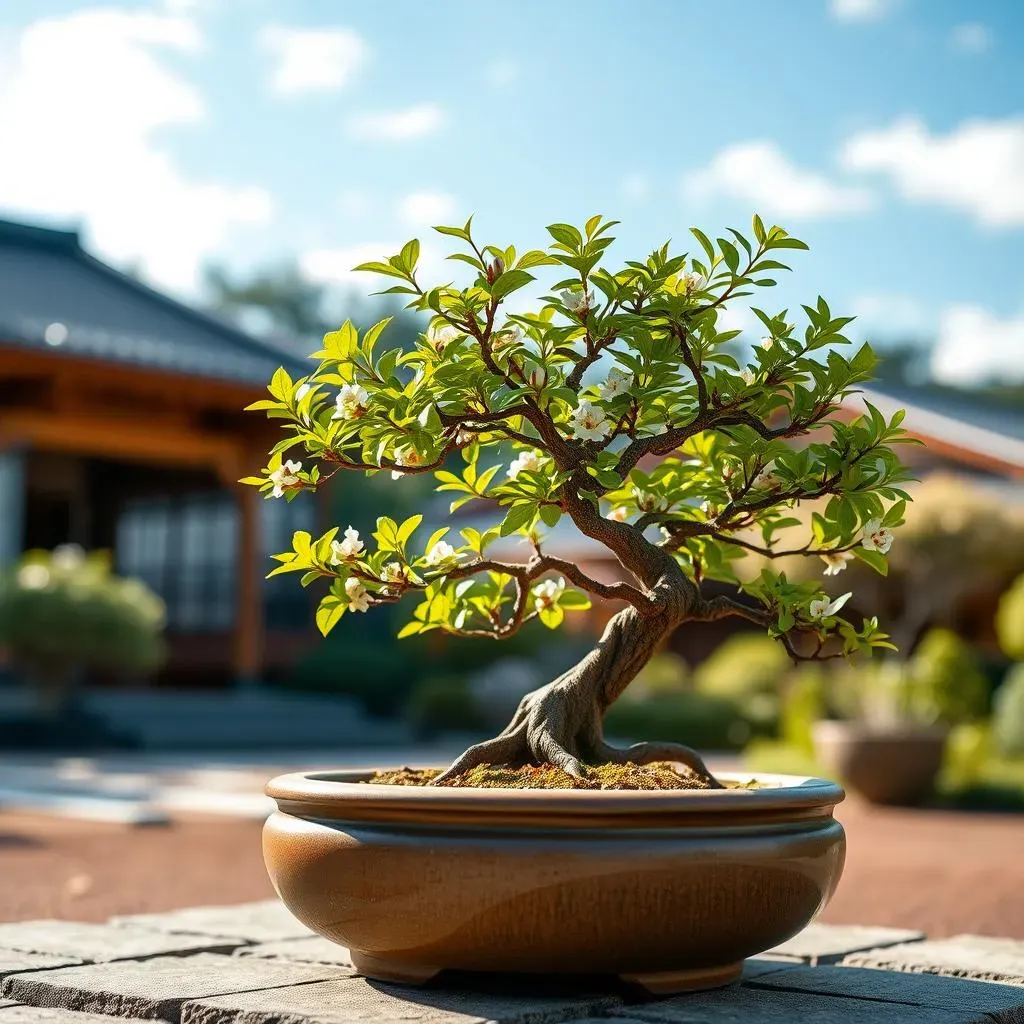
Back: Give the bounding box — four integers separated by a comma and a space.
0, 546, 166, 716
244, 214, 912, 784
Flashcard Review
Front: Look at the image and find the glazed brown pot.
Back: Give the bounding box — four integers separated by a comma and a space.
263, 770, 845, 994
813, 720, 948, 807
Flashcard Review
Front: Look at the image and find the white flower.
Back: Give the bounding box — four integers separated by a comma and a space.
606, 506, 630, 522
752, 460, 781, 489
332, 384, 368, 421
529, 366, 548, 389
559, 287, 593, 315
508, 450, 544, 479
809, 592, 852, 620
18, 563, 50, 589
381, 562, 407, 584
330, 526, 364, 564
569, 400, 610, 442
739, 367, 756, 387
862, 518, 894, 554
455, 428, 475, 445
821, 550, 854, 576
425, 540, 457, 567
269, 460, 302, 498
532, 577, 565, 610
682, 273, 705, 295
426, 323, 459, 352
632, 487, 669, 513
295, 382, 312, 402
492, 324, 523, 351
345, 576, 371, 613
599, 367, 631, 401
391, 446, 425, 480
760, 336, 774, 351
51, 544, 86, 572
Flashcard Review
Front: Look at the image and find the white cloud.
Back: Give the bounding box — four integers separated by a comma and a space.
950, 22, 993, 55
684, 141, 875, 219
302, 239, 446, 289
485, 58, 519, 89
829, 0, 892, 21
259, 25, 367, 97
348, 103, 444, 141
622, 172, 651, 202
932, 306, 1024, 385
850, 294, 930, 337
337, 188, 373, 219
841, 116, 1024, 227
0, 7, 271, 293
399, 191, 457, 226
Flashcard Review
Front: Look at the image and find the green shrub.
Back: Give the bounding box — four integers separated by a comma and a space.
779, 666, 825, 755
0, 547, 165, 713
909, 628, 988, 725
694, 633, 789, 701
406, 676, 488, 740
604, 692, 753, 751
993, 664, 1024, 758
624, 652, 691, 699
997, 574, 1024, 661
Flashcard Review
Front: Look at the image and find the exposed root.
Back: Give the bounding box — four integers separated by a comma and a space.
593, 739, 723, 789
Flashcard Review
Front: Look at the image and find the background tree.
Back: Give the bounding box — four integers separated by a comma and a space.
244, 214, 911, 784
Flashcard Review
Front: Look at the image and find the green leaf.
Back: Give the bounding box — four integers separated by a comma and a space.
538, 504, 562, 528
538, 604, 565, 629
690, 227, 715, 264
499, 502, 536, 537
490, 269, 534, 301
558, 590, 591, 610
853, 547, 889, 575
399, 238, 420, 273
433, 224, 471, 240
396, 621, 425, 638
315, 595, 346, 636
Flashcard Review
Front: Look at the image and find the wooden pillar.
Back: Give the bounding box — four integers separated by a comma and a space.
233, 483, 264, 688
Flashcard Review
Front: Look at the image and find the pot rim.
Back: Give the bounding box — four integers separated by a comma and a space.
266, 769, 844, 828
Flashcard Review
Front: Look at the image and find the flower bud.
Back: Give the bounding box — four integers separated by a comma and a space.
529, 366, 547, 389
486, 257, 505, 284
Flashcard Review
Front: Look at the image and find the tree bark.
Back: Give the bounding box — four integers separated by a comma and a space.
433, 591, 720, 786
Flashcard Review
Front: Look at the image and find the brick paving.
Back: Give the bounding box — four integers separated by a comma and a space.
0, 904, 1023, 1023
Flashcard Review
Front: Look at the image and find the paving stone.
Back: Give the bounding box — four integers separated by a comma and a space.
0, 954, 82, 982
0, 923, 237, 964
112, 901, 312, 944
233, 938, 353, 967
607, 986, 983, 1022
740, 959, 801, 980
183, 976, 622, 1024
1, 953, 350, 1023
843, 934, 1024, 985
0, 1006, 153, 1024
761, 923, 925, 965
749, 964, 1024, 1023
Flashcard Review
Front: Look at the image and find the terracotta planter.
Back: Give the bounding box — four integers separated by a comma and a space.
813, 720, 948, 806
263, 770, 845, 994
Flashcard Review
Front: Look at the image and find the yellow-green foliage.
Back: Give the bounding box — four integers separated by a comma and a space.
624, 651, 691, 699
997, 574, 1024, 661
694, 633, 790, 700
910, 628, 988, 725
993, 664, 1024, 758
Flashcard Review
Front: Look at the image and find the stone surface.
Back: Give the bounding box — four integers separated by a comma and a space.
607, 987, 985, 1022
751, 964, 1024, 1023
843, 934, 1024, 984
233, 938, 353, 967
1, 953, 350, 1023
112, 901, 313, 944
183, 977, 622, 1024
762, 923, 925, 965
0, 1006, 153, 1024
0, 953, 82, 981
739, 959, 800, 981
0, 923, 237, 963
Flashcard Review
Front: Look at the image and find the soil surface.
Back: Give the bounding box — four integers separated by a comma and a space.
1, 797, 1023, 939
369, 762, 714, 789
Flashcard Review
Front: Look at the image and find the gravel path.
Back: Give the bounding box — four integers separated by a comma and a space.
1, 798, 1021, 937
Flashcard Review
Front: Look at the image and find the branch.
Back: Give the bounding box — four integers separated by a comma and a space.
531, 555, 651, 610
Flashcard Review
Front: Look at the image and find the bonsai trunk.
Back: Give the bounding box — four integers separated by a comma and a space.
434, 603, 720, 786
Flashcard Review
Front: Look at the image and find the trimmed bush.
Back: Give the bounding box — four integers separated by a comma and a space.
993, 664, 1024, 758
605, 692, 753, 752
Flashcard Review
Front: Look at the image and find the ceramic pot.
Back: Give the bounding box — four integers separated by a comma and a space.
813, 720, 948, 806
263, 770, 845, 995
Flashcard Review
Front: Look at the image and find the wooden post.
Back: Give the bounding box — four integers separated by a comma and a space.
233, 483, 264, 688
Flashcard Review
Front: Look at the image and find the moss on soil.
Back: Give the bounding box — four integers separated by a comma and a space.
367, 761, 719, 790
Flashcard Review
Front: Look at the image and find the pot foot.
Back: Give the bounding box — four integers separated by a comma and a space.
349, 950, 441, 988
620, 961, 742, 995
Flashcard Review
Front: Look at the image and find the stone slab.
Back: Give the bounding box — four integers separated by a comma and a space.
739, 959, 801, 980
750, 964, 1024, 1023
0, 1006, 153, 1024
843, 934, 1024, 985
1, 953, 350, 1023
762, 923, 925, 965
0, 953, 82, 982
183, 977, 622, 1024
0, 923, 238, 963
233, 938, 353, 967
607, 987, 983, 1022
112, 901, 312, 944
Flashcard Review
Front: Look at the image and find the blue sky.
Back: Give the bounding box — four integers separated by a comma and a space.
1, 0, 1022, 383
